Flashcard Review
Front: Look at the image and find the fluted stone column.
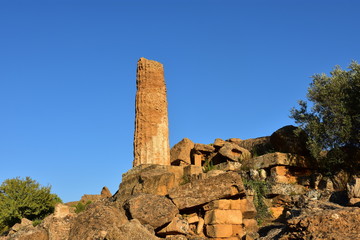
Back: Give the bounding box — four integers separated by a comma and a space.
133, 57, 170, 166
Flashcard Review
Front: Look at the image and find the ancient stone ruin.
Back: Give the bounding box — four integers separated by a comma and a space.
4, 59, 360, 240
133, 57, 170, 166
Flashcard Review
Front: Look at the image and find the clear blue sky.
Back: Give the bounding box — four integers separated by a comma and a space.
1, 0, 359, 203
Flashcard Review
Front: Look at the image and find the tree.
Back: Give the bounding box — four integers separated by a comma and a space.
291, 61, 360, 172
0, 177, 62, 233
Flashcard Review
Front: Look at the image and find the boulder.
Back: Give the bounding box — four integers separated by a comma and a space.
157, 216, 189, 236
124, 194, 178, 229
216, 161, 242, 171
242, 152, 312, 170
168, 172, 245, 210
115, 165, 183, 203
213, 138, 226, 148
68, 201, 128, 240
10, 218, 32, 233
101, 186, 112, 198
106, 219, 160, 240
218, 142, 251, 161
237, 137, 272, 156
171, 138, 194, 165
347, 177, 360, 198
283, 201, 360, 239
193, 143, 215, 153
227, 138, 242, 144
270, 125, 309, 155
6, 225, 48, 240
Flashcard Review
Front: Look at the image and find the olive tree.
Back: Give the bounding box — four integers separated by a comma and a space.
291, 61, 360, 172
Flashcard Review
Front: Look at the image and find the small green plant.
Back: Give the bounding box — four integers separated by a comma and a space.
242, 178, 271, 225
202, 159, 216, 173
32, 219, 42, 227
180, 175, 191, 185
74, 200, 92, 214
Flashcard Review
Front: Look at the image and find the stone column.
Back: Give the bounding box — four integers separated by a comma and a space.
133, 57, 170, 166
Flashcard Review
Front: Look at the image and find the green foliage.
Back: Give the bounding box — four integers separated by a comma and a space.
202, 159, 216, 173
32, 219, 42, 227
74, 200, 92, 214
242, 178, 271, 225
291, 61, 360, 172
0, 177, 62, 233
180, 175, 191, 185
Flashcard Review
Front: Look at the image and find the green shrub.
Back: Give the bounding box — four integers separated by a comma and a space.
180, 175, 191, 185
32, 219, 42, 227
202, 159, 216, 173
74, 200, 92, 214
0, 177, 62, 234
242, 178, 271, 225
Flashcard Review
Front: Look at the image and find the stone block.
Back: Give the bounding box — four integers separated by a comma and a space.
194, 143, 215, 153
168, 172, 245, 210
216, 161, 242, 171
193, 153, 203, 166
157, 216, 189, 236
204, 210, 242, 225
242, 219, 258, 233
218, 142, 251, 161
232, 224, 245, 238
271, 166, 288, 176
185, 213, 199, 224
170, 138, 194, 165
184, 165, 202, 177
196, 217, 205, 235
270, 206, 284, 219
242, 152, 312, 170
272, 175, 297, 184
206, 224, 233, 238
213, 138, 226, 148
203, 199, 232, 211
239, 198, 257, 219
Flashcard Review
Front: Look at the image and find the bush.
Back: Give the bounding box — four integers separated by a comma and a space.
0, 177, 62, 233
74, 200, 92, 214
242, 178, 270, 225
291, 61, 360, 173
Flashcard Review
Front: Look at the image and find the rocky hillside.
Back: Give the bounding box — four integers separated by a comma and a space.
2, 125, 360, 240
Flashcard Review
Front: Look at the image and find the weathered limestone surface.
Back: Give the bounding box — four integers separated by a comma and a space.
168, 172, 245, 210
124, 193, 178, 229
133, 57, 170, 166
241, 152, 312, 170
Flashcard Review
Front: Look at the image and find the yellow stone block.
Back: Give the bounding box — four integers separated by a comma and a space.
206, 224, 233, 238
204, 209, 242, 225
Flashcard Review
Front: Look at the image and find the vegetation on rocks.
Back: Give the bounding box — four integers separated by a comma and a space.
242, 177, 271, 225
74, 200, 92, 214
291, 61, 360, 173
0, 177, 61, 234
